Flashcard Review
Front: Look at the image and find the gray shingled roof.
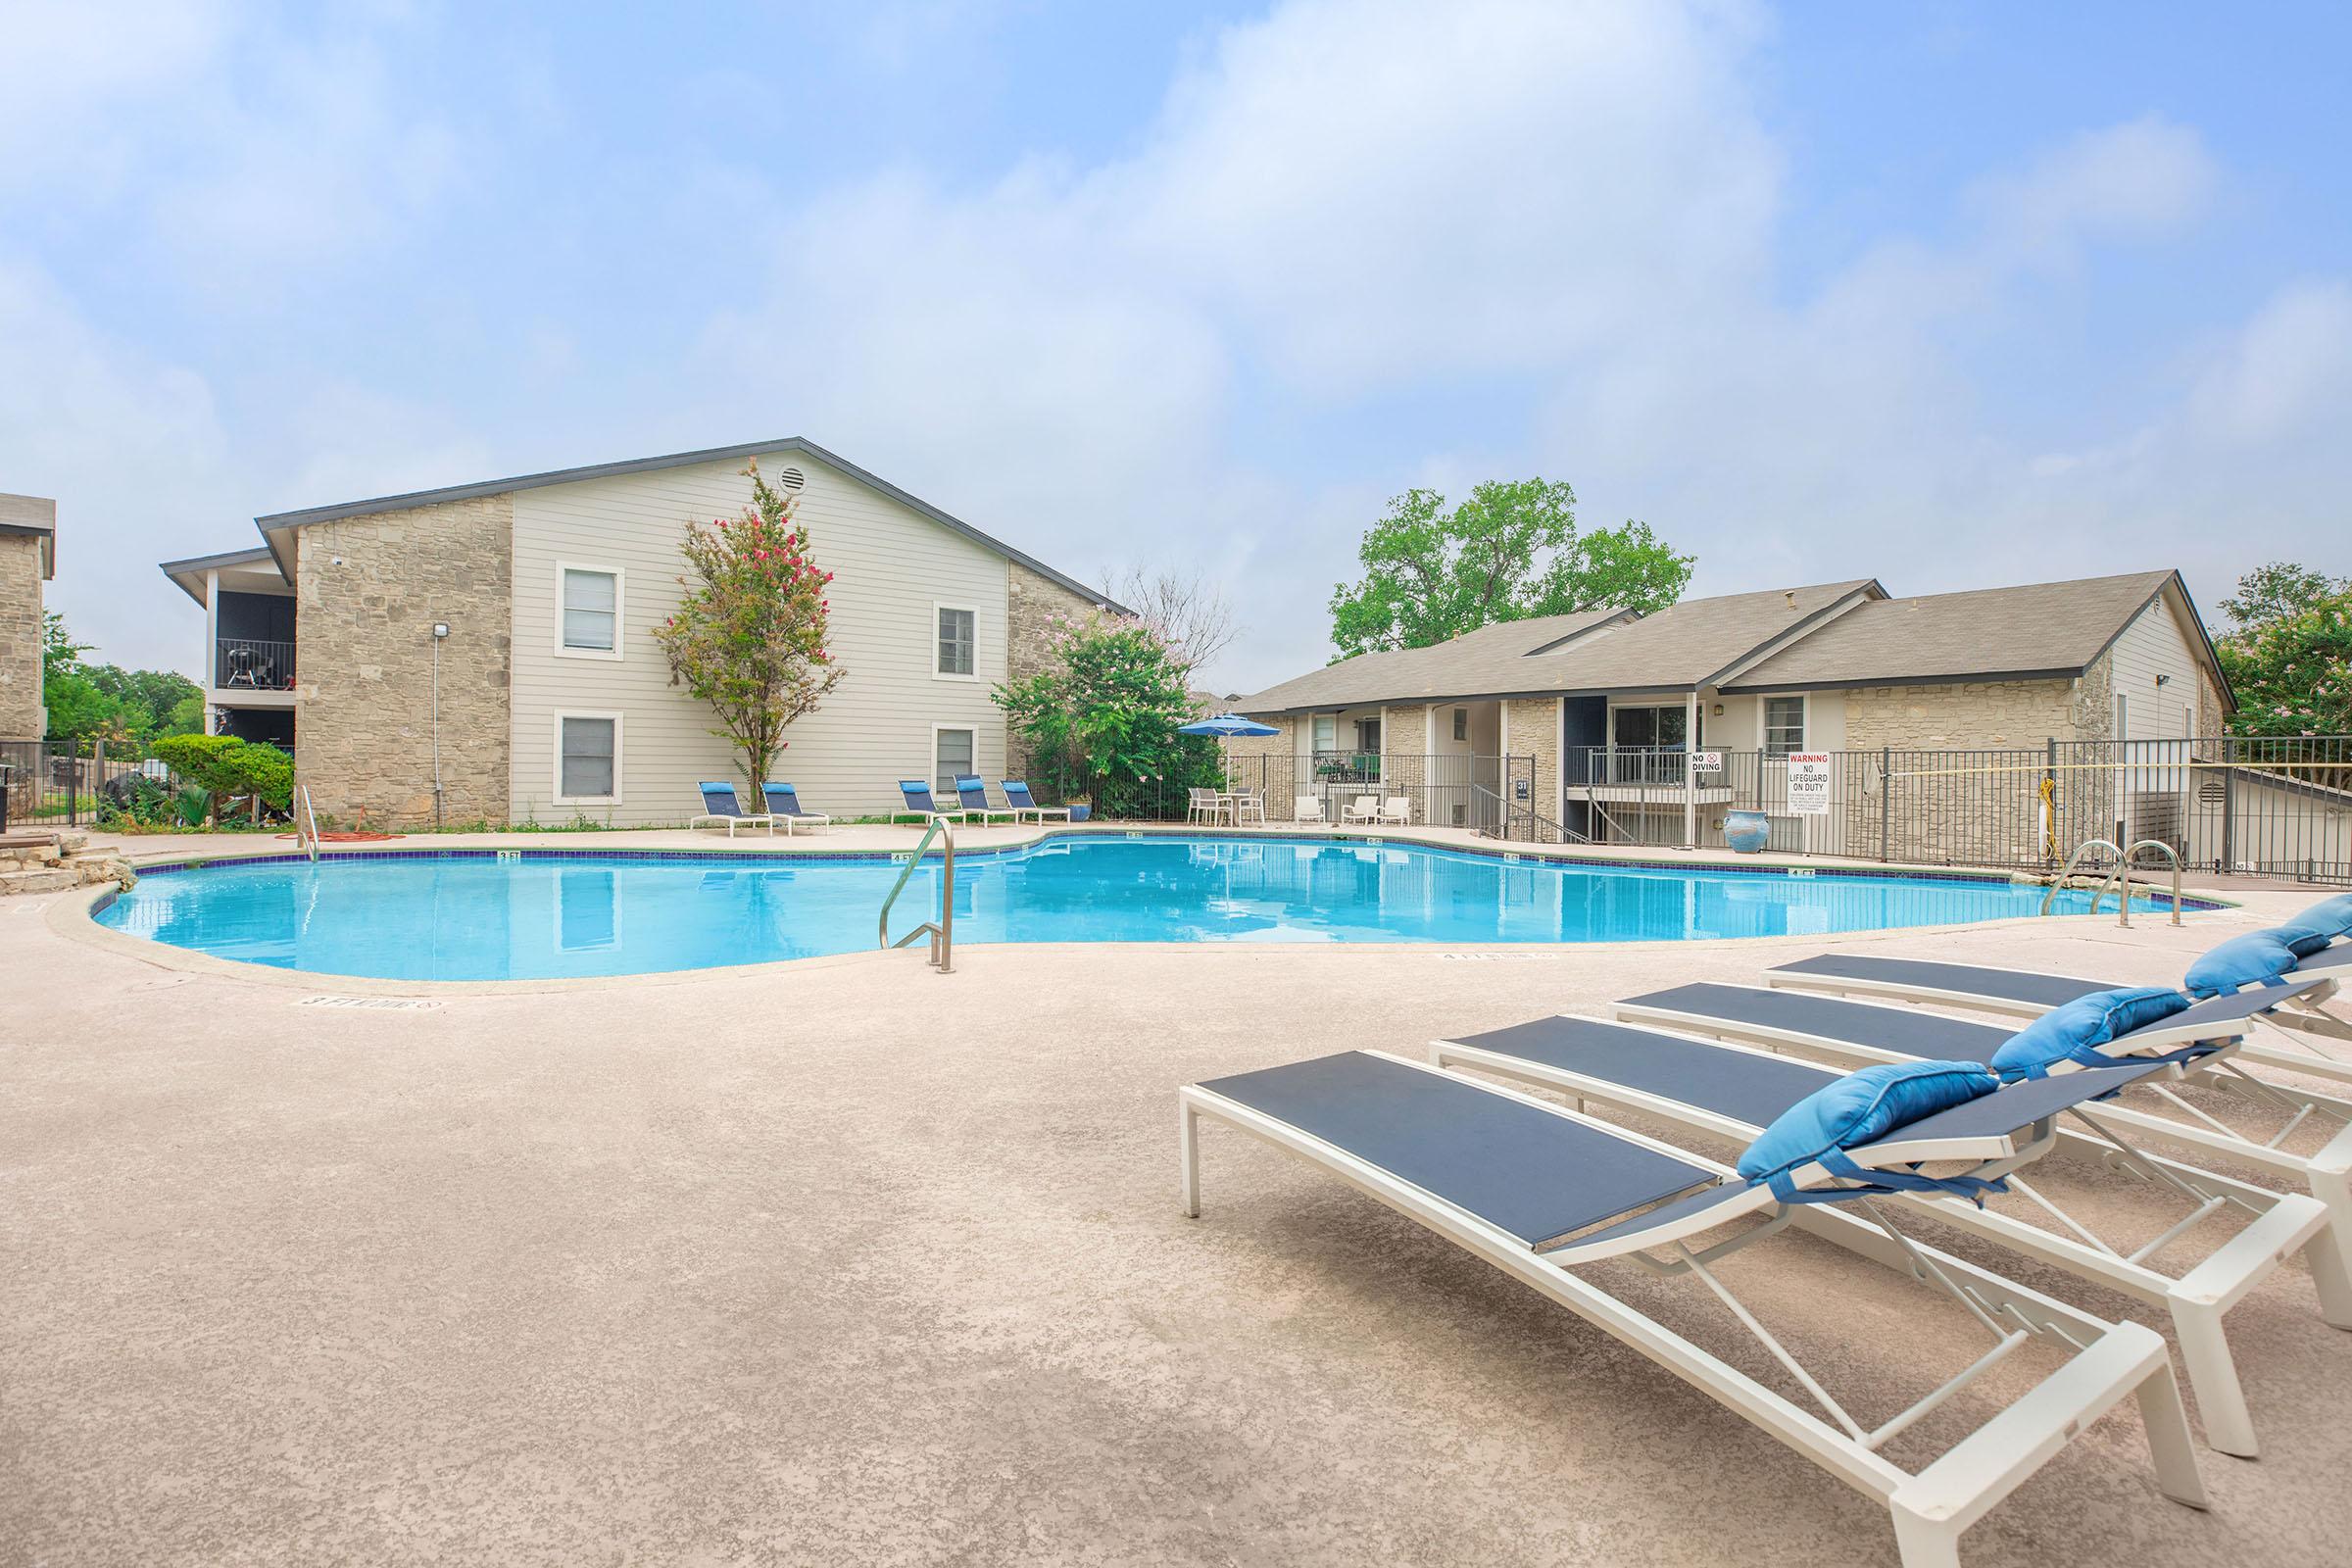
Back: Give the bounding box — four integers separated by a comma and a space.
1722, 570, 2182, 691
1234, 580, 1880, 712
241, 436, 1126, 612
1230, 609, 1633, 711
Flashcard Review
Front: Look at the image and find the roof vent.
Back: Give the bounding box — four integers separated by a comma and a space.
1783, 591, 1796, 611
776, 466, 807, 493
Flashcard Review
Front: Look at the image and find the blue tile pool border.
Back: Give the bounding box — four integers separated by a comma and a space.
113, 830, 2227, 910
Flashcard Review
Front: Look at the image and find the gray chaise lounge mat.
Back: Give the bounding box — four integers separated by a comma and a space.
1448, 1017, 1841, 1128
1198, 1051, 1714, 1250
1621, 983, 2013, 1059
1772, 954, 2110, 1007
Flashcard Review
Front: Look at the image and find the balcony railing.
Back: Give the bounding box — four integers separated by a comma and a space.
1565, 745, 1715, 787
215, 637, 296, 691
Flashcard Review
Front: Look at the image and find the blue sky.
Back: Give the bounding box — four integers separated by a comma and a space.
5, 0, 2348, 693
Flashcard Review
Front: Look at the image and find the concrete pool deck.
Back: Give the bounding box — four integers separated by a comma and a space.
5, 866, 2348, 1564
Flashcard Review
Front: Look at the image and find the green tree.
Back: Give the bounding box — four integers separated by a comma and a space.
2214, 566, 2351, 738
151, 734, 294, 824
994, 613, 1220, 816
2220, 562, 2348, 632
39, 612, 206, 752
1327, 479, 1693, 658
651, 459, 846, 798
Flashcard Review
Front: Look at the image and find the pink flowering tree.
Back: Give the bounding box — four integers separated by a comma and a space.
653, 459, 846, 799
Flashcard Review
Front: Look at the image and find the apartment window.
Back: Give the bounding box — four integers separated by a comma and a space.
1311, 714, 1337, 754
1452, 707, 1468, 743
933, 726, 976, 796
1764, 696, 1806, 758
556, 713, 619, 802
1611, 704, 1690, 748
559, 565, 621, 657
1354, 717, 1382, 752
936, 605, 977, 678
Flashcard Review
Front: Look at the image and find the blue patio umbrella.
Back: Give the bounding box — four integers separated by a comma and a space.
1177, 713, 1280, 738
1178, 713, 1281, 798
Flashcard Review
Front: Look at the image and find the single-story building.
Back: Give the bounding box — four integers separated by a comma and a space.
1229, 569, 2233, 850
159, 438, 1123, 827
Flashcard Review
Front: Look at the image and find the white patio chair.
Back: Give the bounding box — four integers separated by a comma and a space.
1377, 796, 1410, 825
1187, 787, 1220, 825
1293, 795, 1325, 824
1230, 788, 1266, 826
1340, 795, 1381, 824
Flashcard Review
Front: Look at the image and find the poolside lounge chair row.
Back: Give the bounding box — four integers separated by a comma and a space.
691, 778, 1080, 835
897, 778, 1070, 826
691, 781, 833, 837
1180, 893, 2352, 1566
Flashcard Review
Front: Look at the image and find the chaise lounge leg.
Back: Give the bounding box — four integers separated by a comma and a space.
2168, 1298, 2256, 1459
2306, 1208, 2352, 1329
2134, 1358, 2211, 1509
1887, 1507, 1964, 1568
1180, 1099, 1201, 1218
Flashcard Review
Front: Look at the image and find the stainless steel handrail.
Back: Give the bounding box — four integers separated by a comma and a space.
2041, 838, 2127, 920
2122, 838, 2184, 928
294, 783, 320, 863
878, 815, 956, 972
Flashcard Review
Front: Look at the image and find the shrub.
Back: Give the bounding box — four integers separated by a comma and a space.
150, 735, 295, 825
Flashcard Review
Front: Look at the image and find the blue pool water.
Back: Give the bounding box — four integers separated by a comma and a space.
93, 836, 2164, 982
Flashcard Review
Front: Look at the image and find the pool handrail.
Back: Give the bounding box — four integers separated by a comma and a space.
879, 814, 956, 973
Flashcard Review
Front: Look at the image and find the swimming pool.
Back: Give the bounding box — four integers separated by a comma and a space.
90, 835, 2178, 982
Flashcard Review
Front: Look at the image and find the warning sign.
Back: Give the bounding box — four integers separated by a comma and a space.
1784, 754, 1833, 816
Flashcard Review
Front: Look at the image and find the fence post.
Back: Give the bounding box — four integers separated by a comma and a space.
2219, 734, 2235, 875
92, 736, 105, 828
63, 738, 74, 828
1878, 747, 1890, 862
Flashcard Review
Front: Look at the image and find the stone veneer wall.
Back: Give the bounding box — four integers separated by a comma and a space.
1502, 697, 1562, 842
1004, 561, 1108, 784
0, 533, 43, 740
1224, 714, 1298, 818
1380, 704, 1430, 823
1840, 676, 2088, 751
295, 495, 514, 827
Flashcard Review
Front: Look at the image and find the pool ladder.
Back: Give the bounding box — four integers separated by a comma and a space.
878, 815, 956, 973
2040, 837, 2182, 927
293, 784, 320, 863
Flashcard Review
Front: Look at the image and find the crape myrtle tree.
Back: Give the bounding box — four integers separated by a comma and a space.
2214, 561, 2352, 740
993, 610, 1221, 818
1327, 478, 1693, 659
652, 459, 846, 800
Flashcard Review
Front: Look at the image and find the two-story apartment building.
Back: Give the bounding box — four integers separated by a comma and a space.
161, 439, 1120, 827
1, 493, 58, 743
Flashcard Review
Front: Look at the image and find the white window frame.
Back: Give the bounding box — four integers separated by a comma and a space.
1310, 714, 1337, 754
930, 722, 979, 795
1761, 694, 1807, 759
551, 710, 624, 806
933, 601, 980, 682
555, 562, 625, 662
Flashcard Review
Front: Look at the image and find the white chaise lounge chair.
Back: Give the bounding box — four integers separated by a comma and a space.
1181, 1049, 2206, 1568
1606, 976, 2352, 1336
690, 782, 775, 837
1434, 1002, 2345, 1458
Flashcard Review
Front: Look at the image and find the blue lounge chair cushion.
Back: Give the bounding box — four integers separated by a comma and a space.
2266, 922, 2338, 958
1737, 1060, 1999, 1189
1989, 985, 2190, 1078
2288, 893, 2352, 941
2184, 931, 2305, 998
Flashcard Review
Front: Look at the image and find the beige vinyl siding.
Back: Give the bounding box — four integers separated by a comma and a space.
2104, 591, 2204, 740
510, 452, 1010, 824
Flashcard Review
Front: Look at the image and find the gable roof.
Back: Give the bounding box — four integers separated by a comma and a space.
1722, 569, 2209, 694
0, 492, 56, 577
1232, 579, 1881, 713
244, 436, 1126, 612
159, 545, 280, 607
1233, 609, 1634, 711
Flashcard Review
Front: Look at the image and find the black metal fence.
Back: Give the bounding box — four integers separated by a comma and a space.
1546, 737, 2352, 884
0, 739, 175, 832
1205, 752, 1538, 830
